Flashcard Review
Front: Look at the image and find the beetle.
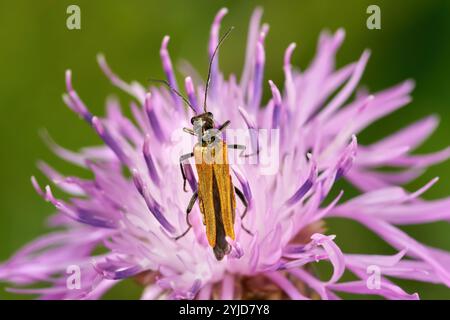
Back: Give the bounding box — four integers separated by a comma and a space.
178, 111, 251, 261
154, 27, 252, 260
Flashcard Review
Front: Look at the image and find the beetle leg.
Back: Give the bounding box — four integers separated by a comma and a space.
179, 152, 194, 192
228, 144, 246, 157
218, 120, 230, 132
183, 127, 196, 135
174, 191, 198, 240
234, 186, 253, 236
228, 144, 260, 158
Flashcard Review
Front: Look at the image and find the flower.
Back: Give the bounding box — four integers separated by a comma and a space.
1, 7, 449, 300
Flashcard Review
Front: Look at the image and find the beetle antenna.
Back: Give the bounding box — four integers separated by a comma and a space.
148, 78, 197, 113
203, 26, 234, 113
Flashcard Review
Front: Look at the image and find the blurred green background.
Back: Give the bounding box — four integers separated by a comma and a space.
0, 0, 449, 299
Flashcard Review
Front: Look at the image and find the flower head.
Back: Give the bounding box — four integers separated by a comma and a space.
1, 8, 449, 300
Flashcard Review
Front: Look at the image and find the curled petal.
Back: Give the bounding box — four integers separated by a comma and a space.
311, 233, 345, 284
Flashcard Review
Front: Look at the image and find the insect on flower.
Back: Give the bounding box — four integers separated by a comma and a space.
153, 27, 252, 261
2, 7, 450, 300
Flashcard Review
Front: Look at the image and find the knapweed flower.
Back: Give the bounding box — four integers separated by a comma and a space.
1, 7, 449, 300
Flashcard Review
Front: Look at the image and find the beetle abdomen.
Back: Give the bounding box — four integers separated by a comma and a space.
212, 173, 231, 260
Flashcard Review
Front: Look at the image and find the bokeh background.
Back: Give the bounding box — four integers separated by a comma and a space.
0, 0, 449, 299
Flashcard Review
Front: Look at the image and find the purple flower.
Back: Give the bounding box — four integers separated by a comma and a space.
1, 7, 449, 300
